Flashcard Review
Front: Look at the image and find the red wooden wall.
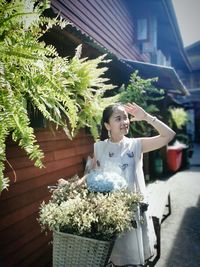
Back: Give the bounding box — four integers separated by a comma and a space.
0, 127, 94, 267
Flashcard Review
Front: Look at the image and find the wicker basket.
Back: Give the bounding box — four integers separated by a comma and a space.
53, 231, 114, 267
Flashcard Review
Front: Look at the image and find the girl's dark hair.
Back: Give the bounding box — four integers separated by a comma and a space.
100, 103, 122, 141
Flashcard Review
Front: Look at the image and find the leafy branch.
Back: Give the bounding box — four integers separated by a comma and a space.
118, 71, 165, 137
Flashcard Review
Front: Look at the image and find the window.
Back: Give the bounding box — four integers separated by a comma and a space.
136, 18, 148, 41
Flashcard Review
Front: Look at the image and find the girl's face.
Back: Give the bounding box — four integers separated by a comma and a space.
105, 106, 130, 140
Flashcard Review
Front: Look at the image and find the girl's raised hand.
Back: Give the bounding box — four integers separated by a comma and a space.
124, 103, 147, 121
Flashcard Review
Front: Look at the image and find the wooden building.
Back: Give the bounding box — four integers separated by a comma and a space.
0, 1, 191, 266
172, 41, 200, 143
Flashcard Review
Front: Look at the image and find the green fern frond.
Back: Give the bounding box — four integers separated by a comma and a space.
0, 0, 115, 193
0, 171, 9, 193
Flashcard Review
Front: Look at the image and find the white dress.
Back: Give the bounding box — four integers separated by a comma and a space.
94, 136, 156, 266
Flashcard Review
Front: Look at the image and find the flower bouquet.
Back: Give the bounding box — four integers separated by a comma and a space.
38, 174, 143, 267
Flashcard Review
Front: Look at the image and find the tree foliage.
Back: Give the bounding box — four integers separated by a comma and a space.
119, 71, 165, 137
0, 0, 114, 192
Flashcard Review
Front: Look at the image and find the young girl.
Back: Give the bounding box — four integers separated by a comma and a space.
59, 102, 175, 267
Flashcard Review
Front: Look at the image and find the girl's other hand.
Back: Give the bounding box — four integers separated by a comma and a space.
57, 178, 69, 186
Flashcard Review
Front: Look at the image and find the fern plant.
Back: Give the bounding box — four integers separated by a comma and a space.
0, 0, 114, 192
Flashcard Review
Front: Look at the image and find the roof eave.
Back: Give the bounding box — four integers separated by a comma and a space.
120, 59, 190, 96
162, 0, 192, 72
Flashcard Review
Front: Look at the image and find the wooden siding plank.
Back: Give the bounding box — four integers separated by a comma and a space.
0, 196, 49, 231
19, 245, 52, 267
52, 0, 143, 60
5, 143, 92, 170
104, 0, 145, 59
95, 0, 134, 40
5, 152, 53, 170
1, 227, 42, 258
94, 0, 147, 61
35, 127, 90, 141
58, 0, 131, 58
0, 186, 50, 217
5, 155, 85, 185
39, 136, 93, 151
0, 213, 40, 247
53, 143, 93, 160
6, 136, 93, 159
94, 0, 142, 59
52, 1, 135, 59
74, 0, 139, 59
1, 164, 83, 200
107, 0, 135, 31
3, 232, 51, 266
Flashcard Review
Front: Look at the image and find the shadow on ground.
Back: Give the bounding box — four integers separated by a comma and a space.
165, 196, 200, 267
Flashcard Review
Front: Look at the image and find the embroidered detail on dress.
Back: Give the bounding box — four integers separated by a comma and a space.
120, 163, 128, 171
127, 151, 134, 158
109, 152, 114, 157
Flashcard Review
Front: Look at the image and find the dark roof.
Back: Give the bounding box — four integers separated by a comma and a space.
120, 59, 189, 96
185, 41, 200, 71
170, 90, 200, 105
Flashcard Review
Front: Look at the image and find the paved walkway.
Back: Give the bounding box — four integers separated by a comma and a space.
156, 143, 200, 267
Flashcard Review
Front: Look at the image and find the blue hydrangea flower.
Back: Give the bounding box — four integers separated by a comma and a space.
86, 170, 127, 192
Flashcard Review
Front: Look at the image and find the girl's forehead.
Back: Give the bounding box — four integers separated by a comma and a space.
112, 106, 127, 116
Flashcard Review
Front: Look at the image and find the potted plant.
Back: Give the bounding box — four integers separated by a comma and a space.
38, 175, 143, 267
168, 107, 192, 170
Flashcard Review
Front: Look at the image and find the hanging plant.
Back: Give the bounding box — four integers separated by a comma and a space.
0, 0, 114, 192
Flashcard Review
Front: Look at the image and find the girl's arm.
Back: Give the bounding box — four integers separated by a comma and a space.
58, 175, 86, 187
124, 103, 176, 153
